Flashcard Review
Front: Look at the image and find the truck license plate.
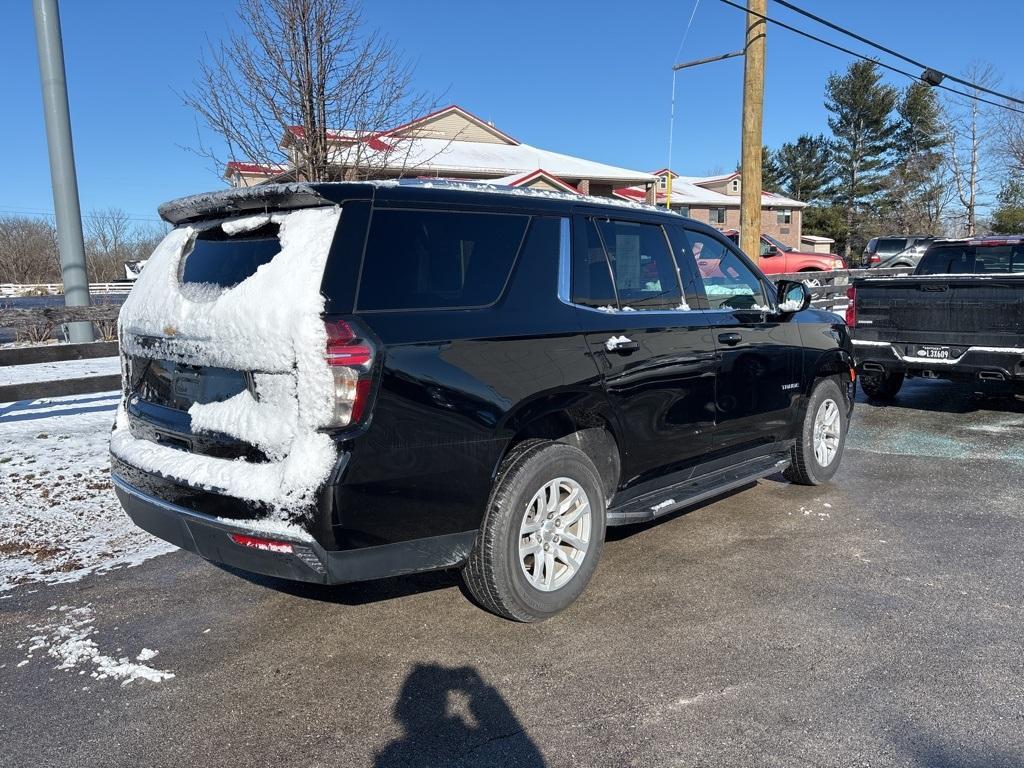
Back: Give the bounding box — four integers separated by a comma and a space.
916, 346, 950, 360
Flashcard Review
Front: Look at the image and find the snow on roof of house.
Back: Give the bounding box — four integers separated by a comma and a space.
329, 137, 657, 185
617, 176, 806, 208
482, 169, 582, 195
224, 161, 288, 178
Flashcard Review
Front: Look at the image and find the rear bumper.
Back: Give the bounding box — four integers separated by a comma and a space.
112, 473, 476, 585
852, 340, 1024, 382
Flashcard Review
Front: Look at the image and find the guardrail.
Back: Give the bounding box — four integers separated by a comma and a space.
0, 282, 132, 298
0, 340, 120, 402
769, 267, 911, 311
0, 304, 121, 344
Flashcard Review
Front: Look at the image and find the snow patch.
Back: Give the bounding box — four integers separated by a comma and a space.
21, 605, 174, 685
0, 392, 175, 592
221, 213, 272, 235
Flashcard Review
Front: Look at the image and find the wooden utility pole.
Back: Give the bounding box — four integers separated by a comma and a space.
740, 0, 766, 263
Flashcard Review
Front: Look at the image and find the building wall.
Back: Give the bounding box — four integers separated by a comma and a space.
673, 205, 803, 247
401, 112, 509, 144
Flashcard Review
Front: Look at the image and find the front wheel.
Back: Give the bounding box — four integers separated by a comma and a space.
785, 378, 849, 486
462, 441, 606, 622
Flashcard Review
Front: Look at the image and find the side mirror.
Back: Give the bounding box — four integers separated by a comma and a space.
776, 280, 811, 313
764, 245, 780, 256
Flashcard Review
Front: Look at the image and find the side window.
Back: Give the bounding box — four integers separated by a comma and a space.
357, 209, 528, 311
571, 218, 618, 308
682, 230, 768, 311
594, 219, 683, 310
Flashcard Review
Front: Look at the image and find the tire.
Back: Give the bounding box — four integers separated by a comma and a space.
800, 271, 823, 288
784, 378, 849, 486
462, 441, 607, 622
859, 369, 905, 400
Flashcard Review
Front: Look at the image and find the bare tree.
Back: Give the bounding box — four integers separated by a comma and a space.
944, 63, 1000, 236
183, 0, 437, 182
0, 216, 61, 284
992, 92, 1024, 176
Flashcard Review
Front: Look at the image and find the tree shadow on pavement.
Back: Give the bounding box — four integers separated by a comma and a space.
893, 723, 1023, 768
374, 663, 546, 768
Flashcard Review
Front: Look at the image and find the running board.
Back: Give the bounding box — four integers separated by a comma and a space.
605, 453, 791, 526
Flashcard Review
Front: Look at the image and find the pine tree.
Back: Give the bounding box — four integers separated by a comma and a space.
885, 82, 946, 233
762, 145, 784, 191
991, 177, 1024, 234
824, 61, 899, 258
775, 134, 832, 203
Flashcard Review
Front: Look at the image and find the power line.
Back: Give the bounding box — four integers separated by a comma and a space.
772, 0, 1024, 107
716, 0, 1024, 116
0, 207, 165, 224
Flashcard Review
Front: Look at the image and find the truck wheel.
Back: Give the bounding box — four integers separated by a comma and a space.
784, 378, 848, 486
462, 441, 606, 622
859, 369, 905, 400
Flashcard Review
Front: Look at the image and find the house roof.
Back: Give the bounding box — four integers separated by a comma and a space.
614, 181, 806, 208
483, 169, 582, 195
224, 161, 288, 179
327, 135, 656, 185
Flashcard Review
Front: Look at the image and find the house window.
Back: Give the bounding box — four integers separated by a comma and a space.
710, 207, 727, 224
777, 208, 792, 224
657, 176, 667, 189
677, 205, 690, 218
731, 179, 739, 193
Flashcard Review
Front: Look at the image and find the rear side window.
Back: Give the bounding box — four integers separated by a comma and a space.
357, 209, 528, 311
180, 223, 280, 288
918, 244, 1024, 275
594, 219, 682, 310
571, 219, 618, 308
876, 238, 909, 256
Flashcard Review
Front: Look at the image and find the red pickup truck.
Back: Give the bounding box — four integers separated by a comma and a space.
722, 231, 845, 284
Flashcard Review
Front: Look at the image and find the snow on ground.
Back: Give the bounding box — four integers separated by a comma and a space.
2, 356, 120, 386
0, 390, 175, 592
16, 604, 174, 685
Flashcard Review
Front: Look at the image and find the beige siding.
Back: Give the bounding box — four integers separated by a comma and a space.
400, 112, 512, 144
522, 178, 564, 192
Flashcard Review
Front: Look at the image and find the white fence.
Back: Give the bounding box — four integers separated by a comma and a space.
0, 282, 132, 298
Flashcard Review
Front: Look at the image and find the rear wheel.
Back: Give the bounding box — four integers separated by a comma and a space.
785, 378, 848, 486
859, 369, 905, 399
462, 441, 606, 622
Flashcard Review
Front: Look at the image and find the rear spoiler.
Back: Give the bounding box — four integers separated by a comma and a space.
158, 183, 337, 226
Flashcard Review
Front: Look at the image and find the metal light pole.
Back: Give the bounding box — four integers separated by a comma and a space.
669, 51, 744, 210
33, 0, 93, 342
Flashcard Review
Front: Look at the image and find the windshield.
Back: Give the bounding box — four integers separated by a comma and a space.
762, 234, 793, 252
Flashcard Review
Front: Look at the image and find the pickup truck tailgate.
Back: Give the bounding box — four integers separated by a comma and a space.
856, 277, 1024, 344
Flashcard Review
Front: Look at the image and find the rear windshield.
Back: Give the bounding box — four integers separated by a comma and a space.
180, 223, 280, 287
916, 244, 1024, 275
875, 238, 909, 255
357, 209, 529, 311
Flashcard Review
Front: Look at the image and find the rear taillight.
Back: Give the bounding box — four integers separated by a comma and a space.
845, 286, 856, 326
230, 533, 293, 554
324, 319, 375, 428
869, 254, 880, 265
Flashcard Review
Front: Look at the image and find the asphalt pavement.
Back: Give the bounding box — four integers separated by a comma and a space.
2, 378, 1023, 768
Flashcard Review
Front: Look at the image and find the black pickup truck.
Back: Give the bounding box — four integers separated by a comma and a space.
848, 235, 1024, 398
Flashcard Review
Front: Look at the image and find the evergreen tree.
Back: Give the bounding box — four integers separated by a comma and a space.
775, 134, 832, 203
824, 61, 899, 258
884, 82, 946, 233
991, 177, 1024, 233
762, 145, 784, 191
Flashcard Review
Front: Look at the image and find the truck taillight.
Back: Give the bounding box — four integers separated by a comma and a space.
324, 319, 375, 428
845, 286, 856, 326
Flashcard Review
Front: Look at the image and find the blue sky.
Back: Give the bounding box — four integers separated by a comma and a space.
5, 0, 1022, 224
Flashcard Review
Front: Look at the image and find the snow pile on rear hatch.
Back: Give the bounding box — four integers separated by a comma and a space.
110, 206, 342, 515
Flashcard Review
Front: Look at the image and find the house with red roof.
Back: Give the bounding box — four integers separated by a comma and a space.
615, 169, 808, 247
224, 105, 658, 201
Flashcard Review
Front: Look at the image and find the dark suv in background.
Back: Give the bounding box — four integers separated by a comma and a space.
863, 236, 935, 268
112, 182, 855, 621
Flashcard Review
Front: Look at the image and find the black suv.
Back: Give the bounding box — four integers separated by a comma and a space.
111, 182, 855, 621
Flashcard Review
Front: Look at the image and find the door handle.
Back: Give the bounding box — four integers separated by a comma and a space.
718, 332, 742, 346
605, 335, 640, 354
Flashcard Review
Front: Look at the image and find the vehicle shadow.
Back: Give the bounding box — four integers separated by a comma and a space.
856, 378, 1024, 415
216, 563, 464, 606
374, 663, 546, 768
891, 721, 1023, 767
